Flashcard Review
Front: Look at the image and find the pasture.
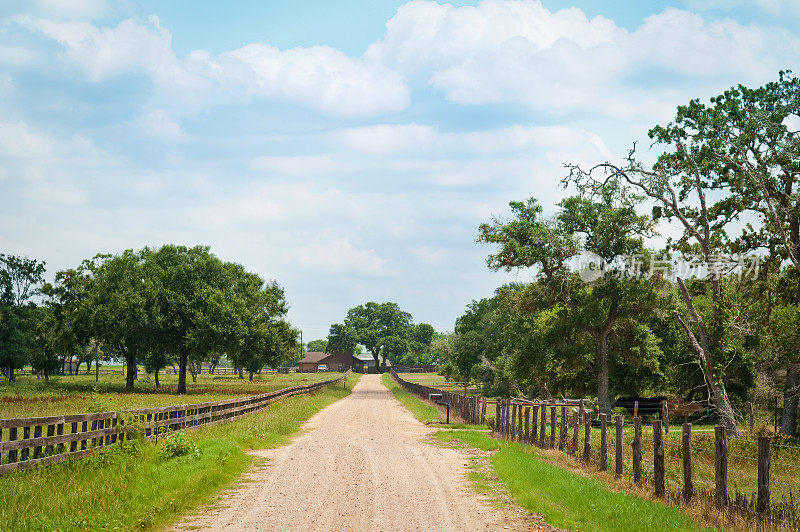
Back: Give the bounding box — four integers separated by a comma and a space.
0, 369, 343, 418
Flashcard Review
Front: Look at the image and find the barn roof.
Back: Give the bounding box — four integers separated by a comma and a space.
299, 351, 329, 364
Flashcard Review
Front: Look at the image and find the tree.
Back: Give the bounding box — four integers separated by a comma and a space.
683, 72, 800, 435
326, 323, 357, 354
344, 302, 412, 371
478, 187, 664, 415
0, 254, 46, 381
147, 245, 230, 394
307, 339, 328, 352
85, 251, 153, 390
567, 110, 751, 434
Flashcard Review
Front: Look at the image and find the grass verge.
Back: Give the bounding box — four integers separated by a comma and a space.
0, 373, 359, 531
435, 430, 712, 532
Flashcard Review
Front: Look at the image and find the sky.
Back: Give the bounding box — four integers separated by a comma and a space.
1, 0, 799, 339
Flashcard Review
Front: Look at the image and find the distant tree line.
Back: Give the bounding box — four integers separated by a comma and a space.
0, 245, 297, 392
436, 72, 800, 437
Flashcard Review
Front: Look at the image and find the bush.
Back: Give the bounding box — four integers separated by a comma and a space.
158, 432, 200, 460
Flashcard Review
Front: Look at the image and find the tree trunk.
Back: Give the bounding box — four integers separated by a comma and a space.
597, 332, 612, 415
9, 366, 15, 382
249, 372, 254, 382
178, 350, 188, 394
782, 365, 799, 436
237, 366, 243, 379
95, 358, 99, 382
86, 359, 92, 375
154, 370, 160, 389
125, 355, 136, 390
372, 352, 380, 373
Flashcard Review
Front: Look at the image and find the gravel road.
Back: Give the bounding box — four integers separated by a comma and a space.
172, 374, 543, 531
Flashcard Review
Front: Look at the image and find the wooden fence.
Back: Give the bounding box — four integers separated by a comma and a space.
391, 370, 800, 529
0, 372, 349, 476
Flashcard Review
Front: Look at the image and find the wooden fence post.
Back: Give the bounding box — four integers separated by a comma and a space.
495, 400, 501, 433
539, 404, 547, 448
662, 400, 669, 434
531, 404, 539, 442
524, 407, 531, 443
481, 397, 487, 425
715, 426, 729, 506
757, 436, 771, 515
505, 400, 511, 436
633, 400, 639, 418
550, 405, 557, 449
583, 413, 591, 464
682, 423, 693, 501
559, 406, 567, 451
653, 420, 664, 498
600, 413, 608, 471
518, 404, 524, 441
633, 416, 642, 486
571, 411, 579, 454
615, 415, 624, 478
511, 403, 518, 441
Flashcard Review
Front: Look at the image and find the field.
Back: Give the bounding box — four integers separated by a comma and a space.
0, 370, 343, 418
0, 373, 359, 531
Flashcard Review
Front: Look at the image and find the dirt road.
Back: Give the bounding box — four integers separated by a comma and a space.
173, 374, 540, 531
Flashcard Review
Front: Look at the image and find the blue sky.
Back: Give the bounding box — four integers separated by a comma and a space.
1, 0, 798, 339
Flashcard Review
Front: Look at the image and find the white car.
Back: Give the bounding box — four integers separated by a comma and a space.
317, 364, 328, 372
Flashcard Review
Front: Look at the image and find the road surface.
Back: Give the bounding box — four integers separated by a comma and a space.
173, 374, 542, 531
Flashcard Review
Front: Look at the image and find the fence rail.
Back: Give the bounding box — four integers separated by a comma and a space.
0, 372, 349, 475
391, 370, 800, 530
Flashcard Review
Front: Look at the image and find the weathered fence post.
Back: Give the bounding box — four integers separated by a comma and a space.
682, 422, 693, 501
653, 420, 664, 498
495, 400, 501, 433
511, 403, 518, 441
615, 415, 624, 478
583, 413, 591, 464
571, 411, 579, 454
524, 406, 531, 443
481, 397, 487, 425
633, 400, 638, 418
600, 413, 608, 471
757, 436, 771, 515
715, 426, 729, 506
633, 416, 642, 486
518, 404, 524, 441
550, 405, 557, 449
661, 400, 669, 434
559, 406, 567, 451
531, 404, 539, 442
539, 404, 547, 448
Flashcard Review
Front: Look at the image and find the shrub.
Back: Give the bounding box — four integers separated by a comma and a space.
158, 432, 200, 460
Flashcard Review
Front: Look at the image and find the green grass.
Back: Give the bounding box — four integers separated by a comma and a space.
434, 429, 711, 532
0, 373, 359, 531
0, 371, 343, 418
382, 372, 442, 423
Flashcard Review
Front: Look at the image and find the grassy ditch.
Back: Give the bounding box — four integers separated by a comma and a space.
0, 373, 359, 531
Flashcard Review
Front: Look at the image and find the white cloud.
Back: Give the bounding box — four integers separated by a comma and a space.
20, 16, 410, 117
142, 110, 184, 140
34, 0, 109, 19
250, 155, 351, 175
365, 0, 799, 116
298, 237, 389, 276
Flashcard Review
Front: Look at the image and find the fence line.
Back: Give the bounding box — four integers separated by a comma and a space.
0, 371, 349, 476
391, 370, 800, 530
